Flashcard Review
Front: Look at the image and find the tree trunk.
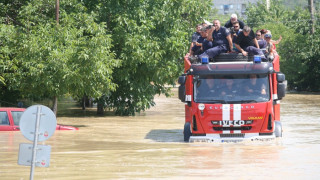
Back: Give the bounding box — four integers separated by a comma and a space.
88, 97, 93, 107
56, 0, 59, 24
82, 95, 86, 110
52, 96, 58, 116
309, 0, 315, 34
97, 102, 104, 115
266, 0, 270, 10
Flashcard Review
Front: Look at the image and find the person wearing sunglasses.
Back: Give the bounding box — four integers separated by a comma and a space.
256, 30, 267, 54
230, 21, 242, 52
264, 33, 275, 61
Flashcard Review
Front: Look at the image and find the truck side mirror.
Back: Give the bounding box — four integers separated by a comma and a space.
178, 74, 187, 102
277, 83, 286, 100
178, 75, 186, 85
178, 84, 185, 102
277, 73, 285, 82
178, 75, 186, 102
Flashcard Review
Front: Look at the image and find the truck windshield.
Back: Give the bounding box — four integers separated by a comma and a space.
194, 74, 270, 103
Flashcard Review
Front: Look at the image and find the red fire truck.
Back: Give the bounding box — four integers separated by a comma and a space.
178, 53, 286, 142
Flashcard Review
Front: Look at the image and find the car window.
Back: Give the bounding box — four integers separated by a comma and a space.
0, 111, 10, 125
12, 111, 23, 126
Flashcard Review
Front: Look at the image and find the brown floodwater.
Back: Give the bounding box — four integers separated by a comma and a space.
1, 90, 320, 180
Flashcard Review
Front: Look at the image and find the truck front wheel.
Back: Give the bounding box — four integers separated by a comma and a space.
184, 122, 192, 142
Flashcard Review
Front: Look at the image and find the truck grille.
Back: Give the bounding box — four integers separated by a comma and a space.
259, 133, 273, 136
213, 126, 252, 131
220, 134, 245, 138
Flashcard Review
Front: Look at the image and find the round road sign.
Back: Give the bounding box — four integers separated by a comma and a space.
19, 105, 57, 142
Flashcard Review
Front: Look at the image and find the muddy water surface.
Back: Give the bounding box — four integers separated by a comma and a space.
1, 90, 320, 180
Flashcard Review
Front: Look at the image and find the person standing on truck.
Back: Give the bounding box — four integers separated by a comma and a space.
197, 20, 234, 60
234, 26, 266, 59
224, 14, 245, 29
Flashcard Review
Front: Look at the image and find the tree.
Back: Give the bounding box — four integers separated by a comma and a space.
246, 0, 320, 91
84, 0, 212, 115
0, 23, 20, 105
1, 0, 120, 114
246, 0, 289, 28
1, 0, 214, 115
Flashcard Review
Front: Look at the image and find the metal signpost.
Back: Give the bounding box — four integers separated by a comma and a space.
18, 105, 57, 180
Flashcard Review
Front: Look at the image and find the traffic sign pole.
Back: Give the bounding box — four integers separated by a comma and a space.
18, 105, 56, 179
30, 106, 42, 180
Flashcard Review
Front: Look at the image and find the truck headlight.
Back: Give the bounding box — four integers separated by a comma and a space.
198, 104, 205, 111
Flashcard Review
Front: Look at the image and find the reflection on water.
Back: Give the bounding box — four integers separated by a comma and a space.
1, 91, 320, 179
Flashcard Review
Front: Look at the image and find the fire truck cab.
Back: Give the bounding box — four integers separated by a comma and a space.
178, 53, 286, 142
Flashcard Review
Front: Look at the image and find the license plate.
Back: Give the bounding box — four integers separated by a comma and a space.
220, 120, 245, 126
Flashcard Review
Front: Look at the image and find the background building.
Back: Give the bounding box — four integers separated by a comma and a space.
212, 0, 260, 16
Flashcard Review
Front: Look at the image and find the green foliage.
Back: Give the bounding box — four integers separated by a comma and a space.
246, 0, 320, 91
0, 76, 4, 85
0, 24, 17, 83
282, 31, 320, 91
246, 0, 288, 28
0, 23, 18, 102
1, 0, 120, 107
84, 0, 211, 115
0, 0, 29, 25
1, 0, 211, 115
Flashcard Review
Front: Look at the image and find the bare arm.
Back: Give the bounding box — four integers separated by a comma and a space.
206, 27, 215, 41
195, 42, 202, 47
235, 43, 248, 56
254, 38, 259, 49
226, 34, 234, 52
261, 84, 266, 95
189, 42, 193, 54
271, 35, 282, 45
269, 43, 274, 53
